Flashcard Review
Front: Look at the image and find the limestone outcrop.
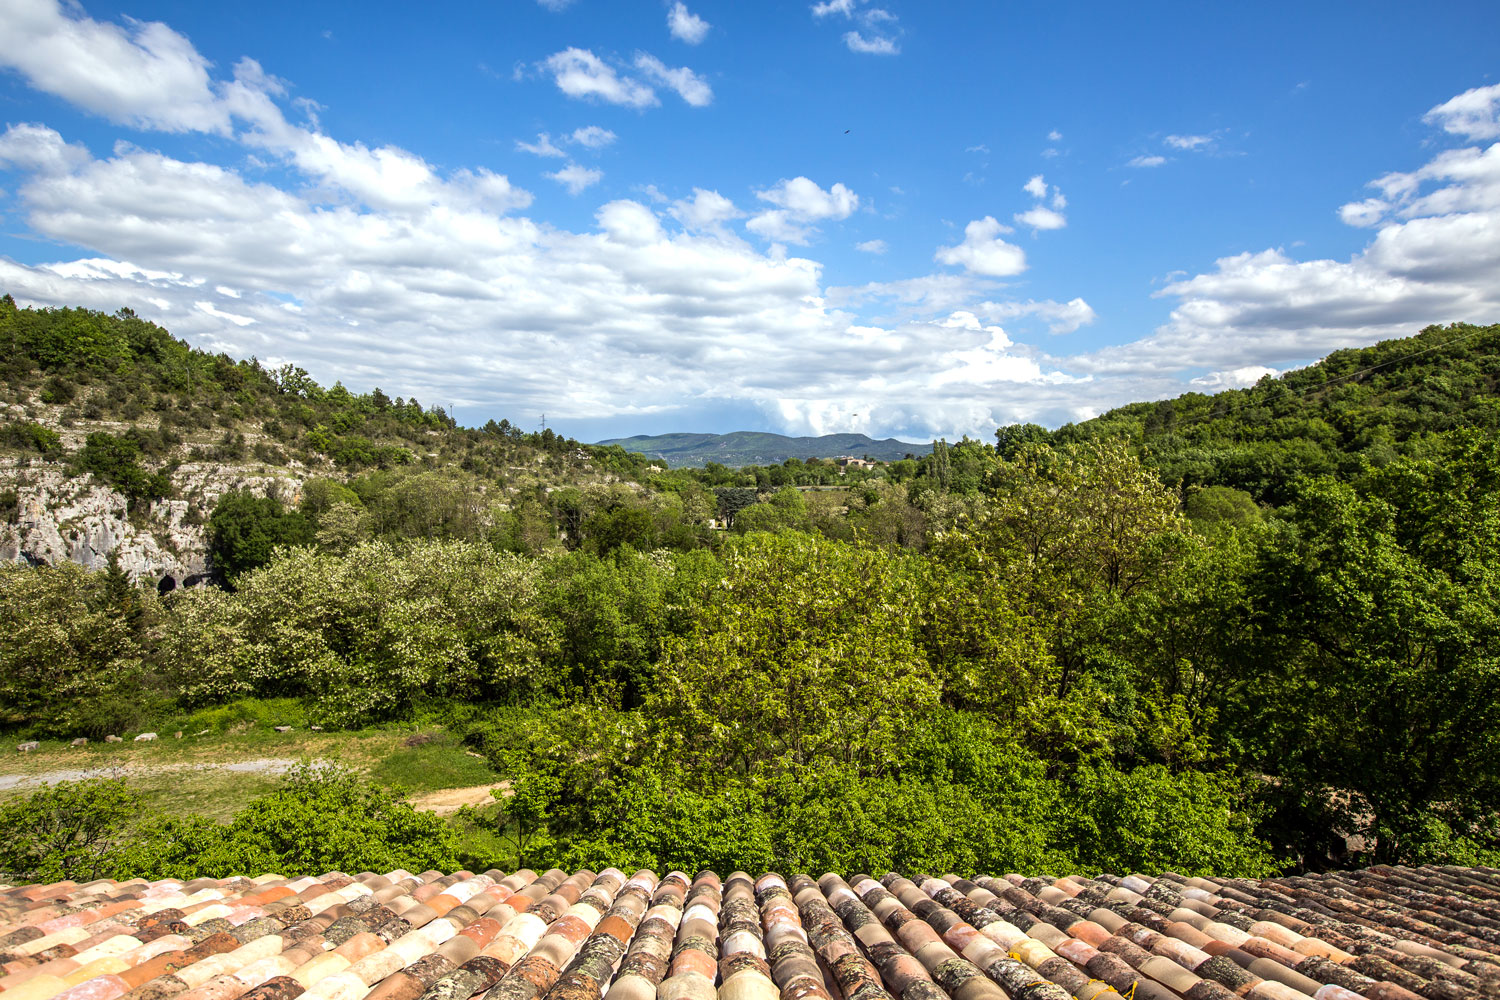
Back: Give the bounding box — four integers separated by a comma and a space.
0, 458, 301, 586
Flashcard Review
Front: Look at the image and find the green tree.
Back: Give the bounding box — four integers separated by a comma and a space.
655, 532, 939, 776
0, 561, 158, 736
1244, 434, 1500, 865
207, 489, 314, 579
0, 779, 141, 883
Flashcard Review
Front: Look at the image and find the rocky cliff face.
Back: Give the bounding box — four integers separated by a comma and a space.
0, 459, 301, 587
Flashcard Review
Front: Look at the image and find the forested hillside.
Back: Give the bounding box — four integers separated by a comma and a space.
1047, 322, 1500, 501
2, 302, 1497, 885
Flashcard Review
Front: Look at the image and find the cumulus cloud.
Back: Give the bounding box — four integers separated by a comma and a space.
1422, 82, 1500, 140
670, 188, 742, 230
757, 176, 859, 219
1073, 98, 1500, 379
568, 125, 617, 149
1165, 134, 1212, 150
747, 177, 859, 244
811, 0, 857, 16
811, 0, 901, 55
1015, 174, 1067, 231
843, 31, 899, 55
1128, 155, 1167, 168
855, 239, 888, 254
0, 122, 91, 173
542, 48, 657, 108
634, 53, 713, 106
1014, 206, 1067, 232
667, 2, 710, 44
0, 0, 228, 134
1191, 366, 1278, 389
517, 133, 566, 157
9, 2, 1493, 439
596, 200, 665, 245
935, 217, 1027, 277
546, 162, 603, 195
976, 298, 1097, 335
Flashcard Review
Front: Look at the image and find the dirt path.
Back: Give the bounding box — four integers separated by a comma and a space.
0, 758, 310, 792
408, 781, 511, 816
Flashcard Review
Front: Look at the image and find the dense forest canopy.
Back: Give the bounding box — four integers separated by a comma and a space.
2, 298, 1498, 881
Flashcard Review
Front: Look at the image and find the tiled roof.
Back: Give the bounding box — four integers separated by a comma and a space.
1, 867, 1497, 1000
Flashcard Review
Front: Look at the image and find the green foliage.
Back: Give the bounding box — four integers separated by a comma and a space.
0, 561, 159, 737
1, 421, 63, 456
0, 779, 141, 883
159, 763, 458, 877
1238, 434, 1500, 866
1062, 323, 1500, 502
74, 432, 170, 503
4, 301, 1498, 875
0, 765, 459, 882
656, 532, 940, 776
208, 489, 314, 579
1063, 764, 1278, 877
159, 540, 561, 725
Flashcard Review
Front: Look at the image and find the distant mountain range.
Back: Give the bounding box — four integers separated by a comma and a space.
595, 431, 932, 468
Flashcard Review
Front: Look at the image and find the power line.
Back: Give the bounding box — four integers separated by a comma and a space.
1284, 324, 1495, 398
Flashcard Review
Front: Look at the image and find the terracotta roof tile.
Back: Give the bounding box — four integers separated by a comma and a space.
4, 868, 1500, 1000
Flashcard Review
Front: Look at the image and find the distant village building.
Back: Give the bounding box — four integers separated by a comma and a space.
835, 456, 875, 473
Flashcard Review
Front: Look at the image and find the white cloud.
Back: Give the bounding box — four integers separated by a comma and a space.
843, 31, 899, 55
812, 0, 901, 55
756, 176, 859, 219
1015, 206, 1067, 232
633, 53, 713, 107
670, 188, 742, 230
827, 273, 997, 315
1048, 129, 1062, 141
568, 126, 617, 149
667, 2, 710, 44
195, 300, 254, 326
1016, 175, 1067, 230
1338, 197, 1389, 228
0, 122, 91, 173
542, 48, 657, 108
744, 211, 809, 245
1190, 366, 1278, 389
966, 144, 990, 155
10, 5, 1493, 439
811, 0, 857, 16
977, 298, 1097, 334
1165, 134, 1212, 150
1074, 103, 1500, 379
536, 0, 577, 10
747, 177, 859, 244
1128, 155, 1167, 168
855, 239, 888, 254
1422, 83, 1500, 140
596, 200, 665, 245
935, 217, 1027, 277
546, 162, 603, 195
0, 0, 228, 134
517, 133, 566, 157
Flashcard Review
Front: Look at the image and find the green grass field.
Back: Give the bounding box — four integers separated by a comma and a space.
1, 708, 505, 823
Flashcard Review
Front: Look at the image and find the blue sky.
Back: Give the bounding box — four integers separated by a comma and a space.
1, 0, 1498, 442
